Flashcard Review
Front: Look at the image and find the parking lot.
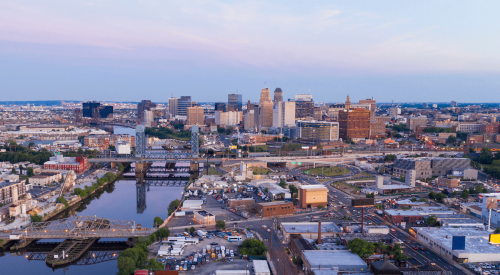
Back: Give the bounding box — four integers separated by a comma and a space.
158, 229, 251, 273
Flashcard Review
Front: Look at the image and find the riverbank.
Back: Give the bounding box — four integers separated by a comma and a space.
42, 165, 129, 222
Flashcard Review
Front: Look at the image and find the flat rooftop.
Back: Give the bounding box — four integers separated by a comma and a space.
282, 222, 341, 234
415, 227, 500, 254
303, 251, 366, 268
299, 185, 328, 190
378, 184, 412, 190
258, 201, 292, 206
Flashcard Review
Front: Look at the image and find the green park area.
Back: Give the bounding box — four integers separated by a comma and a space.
331, 177, 376, 195
252, 166, 271, 175
304, 166, 349, 177
206, 167, 224, 176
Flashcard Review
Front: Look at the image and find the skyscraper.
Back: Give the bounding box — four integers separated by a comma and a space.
359, 98, 376, 122
294, 94, 314, 119
258, 88, 273, 128
82, 101, 113, 120
338, 108, 370, 140
273, 101, 296, 127
137, 100, 156, 122
215, 102, 227, 112
273, 88, 283, 102
177, 96, 192, 116
228, 93, 242, 111
168, 97, 178, 117
187, 106, 205, 125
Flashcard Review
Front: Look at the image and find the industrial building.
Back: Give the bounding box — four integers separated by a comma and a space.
43, 154, 88, 174
281, 222, 341, 243
393, 157, 471, 179
257, 201, 294, 217
298, 184, 328, 209
302, 251, 367, 273
413, 227, 500, 263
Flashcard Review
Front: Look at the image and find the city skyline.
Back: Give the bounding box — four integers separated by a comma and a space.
1, 1, 500, 102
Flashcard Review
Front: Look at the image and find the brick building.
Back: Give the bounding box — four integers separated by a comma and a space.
257, 201, 294, 217
338, 108, 371, 140
44, 155, 88, 174
298, 185, 328, 209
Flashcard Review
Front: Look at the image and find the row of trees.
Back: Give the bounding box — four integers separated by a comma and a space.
347, 238, 407, 261
117, 227, 170, 275
0, 142, 53, 165
239, 238, 268, 256
74, 172, 118, 198
145, 126, 191, 140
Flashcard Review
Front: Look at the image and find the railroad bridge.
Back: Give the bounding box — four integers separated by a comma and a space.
23, 216, 155, 240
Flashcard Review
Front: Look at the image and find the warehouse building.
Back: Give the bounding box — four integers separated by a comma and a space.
413, 227, 500, 263
257, 201, 294, 217
281, 222, 341, 243
302, 250, 367, 273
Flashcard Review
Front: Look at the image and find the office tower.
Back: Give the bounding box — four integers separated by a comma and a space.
82, 101, 113, 119
451, 101, 457, 107
244, 109, 255, 131
338, 108, 371, 140
228, 93, 242, 111
168, 97, 178, 117
187, 106, 205, 125
294, 94, 314, 119
273, 88, 283, 102
177, 96, 192, 116
313, 106, 322, 121
296, 121, 339, 141
137, 100, 156, 122
273, 101, 296, 127
257, 88, 273, 128
406, 116, 428, 132
215, 102, 227, 112
359, 98, 376, 122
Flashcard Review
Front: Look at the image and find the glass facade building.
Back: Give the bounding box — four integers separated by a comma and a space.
228, 93, 242, 111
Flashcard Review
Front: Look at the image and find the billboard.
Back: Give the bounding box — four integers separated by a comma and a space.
486, 197, 498, 209
452, 236, 466, 250
229, 146, 237, 150
351, 198, 374, 208
301, 146, 309, 150
489, 234, 500, 244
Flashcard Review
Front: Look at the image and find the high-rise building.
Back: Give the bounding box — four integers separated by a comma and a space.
137, 100, 156, 122
294, 94, 314, 119
168, 97, 178, 117
451, 101, 458, 107
313, 106, 322, 121
258, 88, 273, 128
359, 98, 376, 122
338, 108, 370, 140
345, 95, 352, 109
296, 121, 339, 141
82, 101, 113, 119
273, 101, 296, 128
228, 93, 242, 111
215, 102, 227, 112
177, 96, 192, 116
187, 106, 205, 125
406, 116, 427, 132
273, 88, 283, 102
143, 110, 154, 127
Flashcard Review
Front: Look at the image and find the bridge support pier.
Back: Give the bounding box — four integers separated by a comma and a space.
110, 162, 116, 169
135, 162, 148, 178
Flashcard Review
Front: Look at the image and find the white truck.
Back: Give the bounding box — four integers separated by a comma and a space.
197, 230, 207, 238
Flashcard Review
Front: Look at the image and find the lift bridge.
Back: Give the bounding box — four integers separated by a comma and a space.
22, 216, 155, 240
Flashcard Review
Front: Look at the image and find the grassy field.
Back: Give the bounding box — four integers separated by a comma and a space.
206, 167, 224, 176
331, 177, 376, 194
304, 166, 349, 177
251, 167, 271, 175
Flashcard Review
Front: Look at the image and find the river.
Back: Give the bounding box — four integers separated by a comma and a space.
0, 126, 186, 274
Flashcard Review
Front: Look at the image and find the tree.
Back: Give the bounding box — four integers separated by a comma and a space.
216, 220, 226, 230
478, 148, 494, 164
384, 154, 396, 162
189, 226, 196, 234
30, 214, 43, 222
109, 145, 116, 151
117, 164, 124, 171
494, 228, 500, 234
154, 216, 163, 227
426, 215, 438, 226
278, 179, 287, 189
117, 256, 136, 275
57, 196, 69, 207
366, 193, 375, 198
460, 190, 469, 199
347, 238, 375, 259
428, 191, 436, 200
19, 164, 23, 175
469, 148, 475, 154
434, 193, 447, 202
155, 227, 170, 240
77, 148, 84, 154
289, 184, 298, 197
446, 135, 457, 145
27, 167, 34, 177
239, 238, 268, 256
28, 142, 35, 148
10, 167, 16, 174
318, 205, 323, 210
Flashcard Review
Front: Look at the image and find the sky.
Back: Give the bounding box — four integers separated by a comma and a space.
1, 0, 499, 103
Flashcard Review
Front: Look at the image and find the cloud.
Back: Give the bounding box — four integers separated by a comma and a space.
0, 0, 498, 75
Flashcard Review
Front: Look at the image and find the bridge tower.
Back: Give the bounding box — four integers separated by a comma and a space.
191, 125, 199, 158
135, 125, 146, 157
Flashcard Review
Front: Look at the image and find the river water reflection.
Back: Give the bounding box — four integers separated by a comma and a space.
0, 180, 185, 274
